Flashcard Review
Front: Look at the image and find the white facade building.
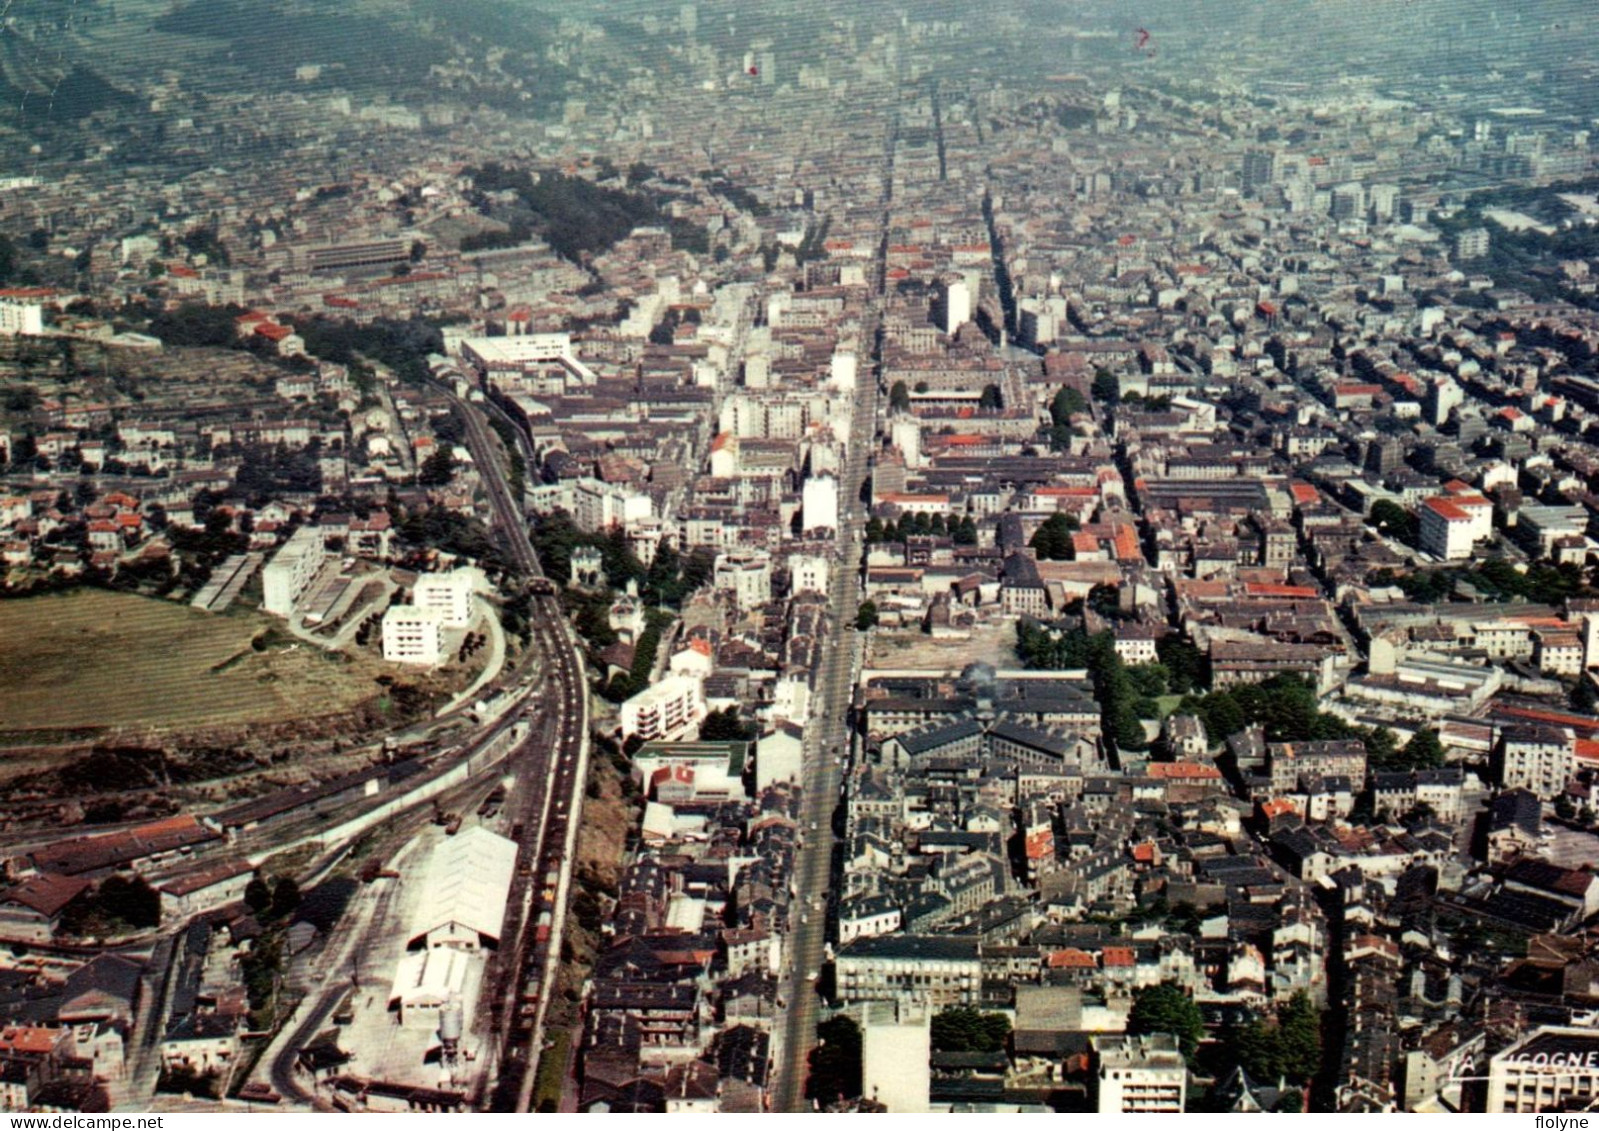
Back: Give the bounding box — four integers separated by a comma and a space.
0, 294, 44, 337
830, 350, 858, 392
1487, 1026, 1599, 1113
755, 725, 804, 790
261, 526, 326, 618
801, 474, 839, 534
409, 826, 518, 950
414, 569, 475, 627
862, 1001, 932, 1113
382, 605, 445, 665
1418, 496, 1479, 561
714, 552, 773, 611
620, 675, 707, 743
935, 276, 971, 335
790, 554, 830, 596
1497, 725, 1576, 799
1095, 1033, 1188, 1114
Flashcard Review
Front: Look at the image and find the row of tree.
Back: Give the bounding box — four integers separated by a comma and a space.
865, 512, 979, 545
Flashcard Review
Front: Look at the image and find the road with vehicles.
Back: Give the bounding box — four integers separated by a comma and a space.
772, 114, 896, 1114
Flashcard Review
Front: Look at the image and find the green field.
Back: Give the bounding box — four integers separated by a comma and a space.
0, 589, 384, 735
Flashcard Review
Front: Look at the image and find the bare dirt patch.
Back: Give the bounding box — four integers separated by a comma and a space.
865, 616, 1021, 672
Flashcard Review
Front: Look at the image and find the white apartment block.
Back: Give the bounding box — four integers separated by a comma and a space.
0, 295, 44, 337
414, 569, 475, 628
262, 526, 326, 618
1536, 630, 1584, 677
1496, 725, 1576, 799
382, 605, 445, 666
1417, 496, 1479, 561
619, 675, 706, 743
1095, 1033, 1188, 1114
831, 351, 858, 391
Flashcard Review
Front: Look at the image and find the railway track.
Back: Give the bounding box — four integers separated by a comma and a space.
428, 376, 590, 1112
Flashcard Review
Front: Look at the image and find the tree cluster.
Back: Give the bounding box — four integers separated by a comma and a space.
530, 512, 645, 593
805, 1016, 862, 1105
1367, 559, 1592, 606
1047, 385, 1088, 449
396, 506, 507, 570
1368, 500, 1418, 546
1207, 991, 1323, 1085
146, 301, 245, 348
293, 315, 442, 384
1368, 726, 1444, 773
1155, 635, 1204, 695
236, 442, 323, 498
466, 163, 708, 264
418, 444, 457, 487
931, 1007, 1011, 1054
700, 706, 756, 742
601, 609, 673, 703
1028, 512, 1081, 560
1016, 621, 1157, 750
60, 874, 160, 936
1128, 983, 1204, 1064
1176, 674, 1369, 748
244, 875, 302, 921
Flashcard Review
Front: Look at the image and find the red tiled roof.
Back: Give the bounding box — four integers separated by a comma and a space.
1423, 496, 1470, 522
0, 874, 90, 918
1147, 761, 1223, 781
1243, 582, 1320, 599
0, 1025, 65, 1055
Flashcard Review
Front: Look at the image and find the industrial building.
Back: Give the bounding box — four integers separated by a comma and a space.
390, 948, 473, 1032
407, 827, 518, 951
458, 332, 595, 395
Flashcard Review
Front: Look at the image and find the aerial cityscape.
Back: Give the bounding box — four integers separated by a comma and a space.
1, 0, 1598, 1116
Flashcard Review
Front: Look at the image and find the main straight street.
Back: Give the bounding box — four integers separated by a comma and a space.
772, 111, 897, 1113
